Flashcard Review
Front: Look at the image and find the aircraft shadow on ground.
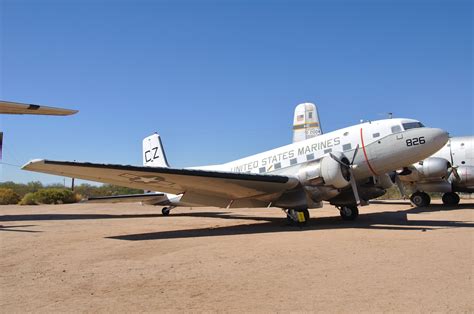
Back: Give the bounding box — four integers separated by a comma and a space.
0, 213, 163, 222
107, 203, 474, 241
0, 224, 42, 233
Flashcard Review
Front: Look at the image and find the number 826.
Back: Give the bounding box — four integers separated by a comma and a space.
406, 137, 425, 146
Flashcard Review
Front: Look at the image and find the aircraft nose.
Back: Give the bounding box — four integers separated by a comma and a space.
427, 128, 449, 151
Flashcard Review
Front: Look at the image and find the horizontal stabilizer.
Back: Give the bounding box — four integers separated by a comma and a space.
86, 193, 169, 205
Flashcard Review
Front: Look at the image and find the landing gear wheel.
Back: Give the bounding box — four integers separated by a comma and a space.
286, 209, 310, 226
339, 206, 359, 221
161, 207, 171, 216
410, 192, 431, 207
442, 192, 460, 205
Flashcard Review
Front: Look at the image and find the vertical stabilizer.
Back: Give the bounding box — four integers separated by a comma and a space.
143, 133, 170, 167
292, 102, 322, 142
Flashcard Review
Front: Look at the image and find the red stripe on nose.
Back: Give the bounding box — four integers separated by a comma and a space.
360, 128, 378, 176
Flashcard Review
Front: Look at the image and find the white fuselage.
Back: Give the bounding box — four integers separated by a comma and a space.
193, 118, 448, 182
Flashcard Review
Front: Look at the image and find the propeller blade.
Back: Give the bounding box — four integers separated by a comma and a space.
394, 174, 408, 199
449, 166, 461, 181
329, 153, 348, 168
350, 144, 360, 165
349, 168, 368, 206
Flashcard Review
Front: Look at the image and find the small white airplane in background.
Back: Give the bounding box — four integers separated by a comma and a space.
0, 100, 78, 116
23, 107, 448, 225
397, 136, 473, 206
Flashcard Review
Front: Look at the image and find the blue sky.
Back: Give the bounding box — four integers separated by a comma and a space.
0, 0, 472, 184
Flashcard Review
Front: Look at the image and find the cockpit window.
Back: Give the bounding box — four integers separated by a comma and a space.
391, 125, 402, 134
402, 122, 425, 130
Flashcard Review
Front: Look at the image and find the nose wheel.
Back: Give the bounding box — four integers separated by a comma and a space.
410, 191, 431, 207
339, 205, 359, 220
285, 209, 310, 226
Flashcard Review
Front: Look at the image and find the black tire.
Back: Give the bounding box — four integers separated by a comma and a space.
442, 192, 460, 205
340, 206, 359, 221
410, 192, 431, 207
287, 209, 310, 226
161, 207, 171, 216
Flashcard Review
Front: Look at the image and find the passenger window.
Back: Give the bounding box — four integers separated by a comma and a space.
342, 143, 352, 151
324, 148, 332, 154
274, 162, 281, 169
373, 133, 380, 138
391, 125, 402, 133
259, 167, 266, 174
306, 153, 315, 161
290, 158, 297, 165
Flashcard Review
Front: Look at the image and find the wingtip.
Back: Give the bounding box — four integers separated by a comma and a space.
22, 159, 45, 170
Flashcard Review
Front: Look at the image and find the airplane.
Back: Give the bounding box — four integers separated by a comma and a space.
22, 115, 448, 225
397, 136, 473, 206
0, 100, 78, 160
292, 103, 473, 207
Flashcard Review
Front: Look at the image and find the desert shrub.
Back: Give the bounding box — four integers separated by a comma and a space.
0, 188, 21, 205
32, 189, 78, 204
19, 192, 38, 205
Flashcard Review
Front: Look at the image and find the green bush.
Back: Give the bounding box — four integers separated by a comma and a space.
19, 192, 38, 205
33, 188, 77, 204
0, 188, 21, 205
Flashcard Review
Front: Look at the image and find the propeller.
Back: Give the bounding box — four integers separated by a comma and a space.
330, 144, 368, 206
389, 171, 409, 199
447, 139, 461, 181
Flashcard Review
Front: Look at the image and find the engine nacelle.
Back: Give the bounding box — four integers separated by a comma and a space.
414, 157, 450, 179
452, 166, 474, 186
297, 153, 350, 189
373, 174, 394, 189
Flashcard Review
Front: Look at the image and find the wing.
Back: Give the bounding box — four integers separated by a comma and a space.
22, 160, 299, 208
0, 100, 78, 116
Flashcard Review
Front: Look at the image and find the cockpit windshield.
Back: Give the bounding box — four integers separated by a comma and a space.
402, 122, 425, 130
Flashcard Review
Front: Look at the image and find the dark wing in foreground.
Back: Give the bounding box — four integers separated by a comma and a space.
23, 160, 299, 207
0, 100, 78, 116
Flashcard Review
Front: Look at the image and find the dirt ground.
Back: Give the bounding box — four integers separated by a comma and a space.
0, 200, 472, 312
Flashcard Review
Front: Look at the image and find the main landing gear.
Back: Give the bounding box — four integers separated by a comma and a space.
410, 192, 431, 207
442, 192, 460, 205
161, 206, 175, 216
338, 205, 359, 221
285, 209, 310, 226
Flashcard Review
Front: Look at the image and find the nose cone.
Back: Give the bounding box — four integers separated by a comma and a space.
428, 128, 449, 153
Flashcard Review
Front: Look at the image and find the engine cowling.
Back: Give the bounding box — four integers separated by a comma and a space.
414, 157, 450, 179
452, 166, 474, 186
297, 153, 350, 189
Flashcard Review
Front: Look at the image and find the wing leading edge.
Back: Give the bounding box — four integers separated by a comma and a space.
22, 160, 299, 208
0, 100, 78, 116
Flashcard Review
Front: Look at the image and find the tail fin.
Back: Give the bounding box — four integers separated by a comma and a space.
143, 133, 170, 167
292, 102, 323, 143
